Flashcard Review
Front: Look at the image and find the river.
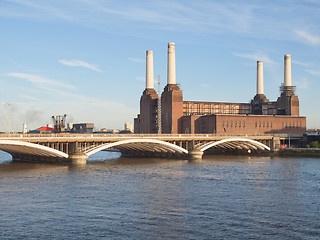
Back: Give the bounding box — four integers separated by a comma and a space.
1, 150, 320, 239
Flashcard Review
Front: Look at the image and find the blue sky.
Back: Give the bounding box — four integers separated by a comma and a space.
0, 0, 319, 132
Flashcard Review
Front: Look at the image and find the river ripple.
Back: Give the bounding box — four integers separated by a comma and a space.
1, 151, 320, 239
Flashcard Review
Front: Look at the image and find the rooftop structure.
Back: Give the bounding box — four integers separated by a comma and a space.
71, 123, 94, 134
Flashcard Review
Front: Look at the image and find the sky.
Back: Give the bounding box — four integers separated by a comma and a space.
0, 0, 319, 132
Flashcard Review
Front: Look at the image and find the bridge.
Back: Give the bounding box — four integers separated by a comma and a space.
0, 134, 278, 164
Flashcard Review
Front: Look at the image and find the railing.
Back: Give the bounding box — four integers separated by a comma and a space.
0, 133, 277, 138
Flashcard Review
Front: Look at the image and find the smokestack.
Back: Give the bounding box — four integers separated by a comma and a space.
146, 50, 154, 89
284, 54, 292, 87
257, 61, 264, 95
167, 42, 176, 85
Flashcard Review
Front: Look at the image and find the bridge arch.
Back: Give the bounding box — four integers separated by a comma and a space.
86, 138, 189, 157
197, 138, 271, 152
0, 140, 68, 159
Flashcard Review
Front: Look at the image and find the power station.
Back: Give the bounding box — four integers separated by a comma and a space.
134, 43, 306, 135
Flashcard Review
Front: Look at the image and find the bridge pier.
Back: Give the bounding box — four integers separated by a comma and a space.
272, 136, 281, 151
188, 149, 204, 160
68, 152, 88, 165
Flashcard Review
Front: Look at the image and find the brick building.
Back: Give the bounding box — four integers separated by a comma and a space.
134, 43, 306, 136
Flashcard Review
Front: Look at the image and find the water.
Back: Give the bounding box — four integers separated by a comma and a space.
1, 150, 320, 239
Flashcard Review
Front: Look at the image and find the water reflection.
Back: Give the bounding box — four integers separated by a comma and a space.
1, 150, 320, 239
0, 150, 12, 162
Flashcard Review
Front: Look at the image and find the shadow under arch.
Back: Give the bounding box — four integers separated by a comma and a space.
0, 140, 68, 159
197, 138, 271, 152
86, 138, 189, 157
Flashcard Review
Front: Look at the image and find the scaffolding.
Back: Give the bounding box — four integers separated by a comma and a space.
183, 101, 251, 116
157, 75, 162, 134
52, 114, 67, 133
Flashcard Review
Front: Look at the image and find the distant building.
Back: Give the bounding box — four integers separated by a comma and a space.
99, 128, 109, 133
67, 123, 73, 131
112, 129, 119, 134
71, 123, 94, 133
134, 43, 306, 136
22, 123, 28, 134
29, 126, 55, 134
124, 122, 133, 132
95, 128, 120, 134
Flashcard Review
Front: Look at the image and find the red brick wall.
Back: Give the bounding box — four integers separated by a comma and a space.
161, 84, 183, 134
215, 115, 306, 135
275, 92, 300, 116
139, 89, 158, 133
179, 114, 306, 135
290, 96, 299, 116
134, 116, 140, 133
179, 115, 201, 133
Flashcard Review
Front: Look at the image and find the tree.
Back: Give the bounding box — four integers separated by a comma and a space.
310, 141, 320, 148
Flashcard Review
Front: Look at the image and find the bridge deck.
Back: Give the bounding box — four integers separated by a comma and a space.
0, 134, 277, 163
0, 133, 274, 142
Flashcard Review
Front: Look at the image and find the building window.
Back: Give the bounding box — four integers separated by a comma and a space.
259, 121, 261, 127
293, 121, 295, 127
222, 120, 224, 127
231, 121, 233, 127
289, 121, 291, 127
263, 121, 265, 127
243, 121, 245, 127
282, 122, 284, 128
267, 121, 269, 128
255, 121, 257, 128
235, 121, 237, 127
286, 122, 287, 127
239, 121, 241, 127
227, 121, 229, 127
271, 121, 273, 128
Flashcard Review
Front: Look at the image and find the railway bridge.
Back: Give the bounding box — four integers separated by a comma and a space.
0, 134, 279, 164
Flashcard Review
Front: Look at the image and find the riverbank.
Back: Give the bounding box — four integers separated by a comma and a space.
274, 148, 320, 158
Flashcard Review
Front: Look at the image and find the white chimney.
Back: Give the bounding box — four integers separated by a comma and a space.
284, 54, 292, 87
167, 42, 176, 85
257, 61, 264, 95
146, 50, 154, 89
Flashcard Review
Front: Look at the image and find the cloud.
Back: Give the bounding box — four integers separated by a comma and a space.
295, 30, 320, 45
4, 0, 319, 46
19, 94, 41, 101
233, 52, 276, 64
129, 57, 144, 63
59, 59, 102, 72
0, 55, 30, 71
306, 69, 320, 76
1, 0, 74, 20
2, 0, 254, 35
292, 60, 313, 68
136, 76, 145, 82
295, 77, 311, 89
7, 73, 75, 90
19, 109, 46, 125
